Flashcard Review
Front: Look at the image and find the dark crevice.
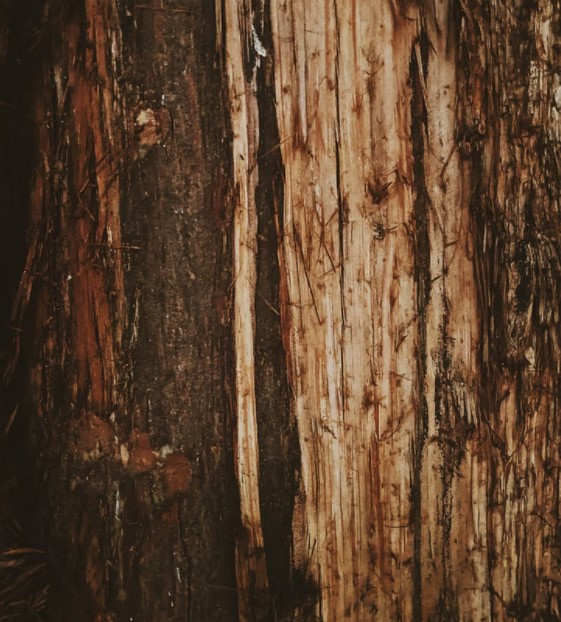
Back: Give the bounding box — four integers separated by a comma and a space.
0, 1, 48, 620
333, 0, 347, 424
253, 2, 302, 620
409, 37, 431, 622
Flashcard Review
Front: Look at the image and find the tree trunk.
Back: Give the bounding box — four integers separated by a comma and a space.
2, 0, 561, 621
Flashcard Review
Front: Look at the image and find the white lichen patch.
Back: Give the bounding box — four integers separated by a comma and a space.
252, 26, 267, 58
134, 106, 173, 156
135, 107, 160, 155
136, 107, 154, 126
158, 444, 175, 459
120, 443, 130, 467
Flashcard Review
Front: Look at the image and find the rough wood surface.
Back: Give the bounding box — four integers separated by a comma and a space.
2, 0, 560, 620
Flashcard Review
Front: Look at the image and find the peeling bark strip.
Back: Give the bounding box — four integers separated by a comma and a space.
223, 1, 269, 617
271, 2, 418, 619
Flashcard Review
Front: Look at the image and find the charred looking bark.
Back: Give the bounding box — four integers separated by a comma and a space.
0, 2, 31, 355
0, 3, 48, 618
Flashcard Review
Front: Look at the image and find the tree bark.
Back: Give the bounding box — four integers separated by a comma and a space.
2, 0, 561, 621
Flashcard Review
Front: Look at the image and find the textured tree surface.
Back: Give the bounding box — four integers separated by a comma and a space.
1, 0, 561, 621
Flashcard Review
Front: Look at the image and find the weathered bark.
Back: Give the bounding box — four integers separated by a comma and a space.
6, 2, 242, 620
1, 0, 561, 621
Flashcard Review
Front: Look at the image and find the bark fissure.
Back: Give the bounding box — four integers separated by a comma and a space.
409, 35, 431, 622
253, 1, 298, 616
333, 0, 347, 427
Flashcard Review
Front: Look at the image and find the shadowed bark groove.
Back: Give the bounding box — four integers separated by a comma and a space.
410, 30, 431, 622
